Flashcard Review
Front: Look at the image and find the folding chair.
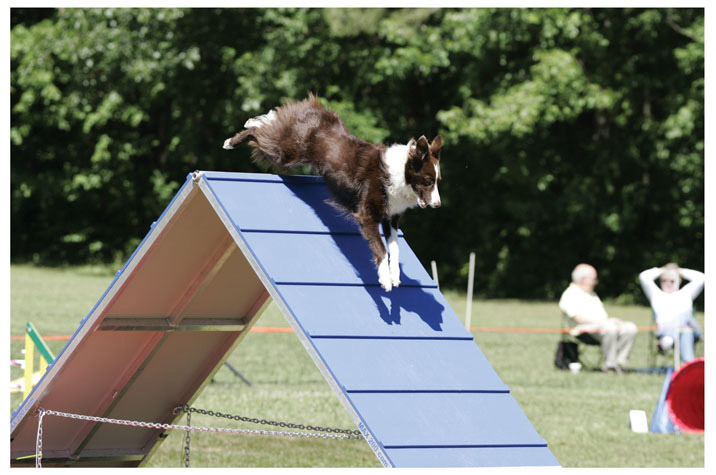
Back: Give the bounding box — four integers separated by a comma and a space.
647, 312, 671, 370
561, 313, 602, 370
648, 313, 702, 371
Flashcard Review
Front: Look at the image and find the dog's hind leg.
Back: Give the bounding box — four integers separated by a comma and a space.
244, 109, 277, 129
224, 109, 277, 150
223, 128, 256, 150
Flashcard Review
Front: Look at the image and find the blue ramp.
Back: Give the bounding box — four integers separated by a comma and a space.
10, 171, 558, 468
201, 172, 558, 467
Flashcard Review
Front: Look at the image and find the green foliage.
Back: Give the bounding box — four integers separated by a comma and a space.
11, 8, 703, 300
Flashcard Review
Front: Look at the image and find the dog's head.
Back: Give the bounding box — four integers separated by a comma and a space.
406, 135, 442, 208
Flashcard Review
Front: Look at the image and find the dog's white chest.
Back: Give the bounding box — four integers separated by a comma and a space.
387, 186, 416, 216
383, 144, 417, 217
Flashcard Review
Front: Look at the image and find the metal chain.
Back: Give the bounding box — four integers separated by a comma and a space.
34, 407, 362, 468
179, 405, 362, 437
36, 409, 45, 468
36, 408, 359, 439
177, 405, 361, 467
183, 406, 191, 468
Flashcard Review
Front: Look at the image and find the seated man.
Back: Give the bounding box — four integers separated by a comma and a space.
559, 263, 638, 373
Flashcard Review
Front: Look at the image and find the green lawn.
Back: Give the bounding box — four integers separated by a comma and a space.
10, 264, 705, 467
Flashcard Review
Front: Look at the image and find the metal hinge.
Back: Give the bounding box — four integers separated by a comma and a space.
191, 171, 204, 184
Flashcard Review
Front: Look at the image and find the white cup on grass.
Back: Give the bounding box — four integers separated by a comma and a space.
568, 362, 582, 374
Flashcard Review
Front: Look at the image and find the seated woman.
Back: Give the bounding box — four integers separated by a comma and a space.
639, 264, 704, 363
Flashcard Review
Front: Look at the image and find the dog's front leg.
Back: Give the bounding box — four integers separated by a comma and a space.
382, 215, 401, 287
360, 218, 392, 291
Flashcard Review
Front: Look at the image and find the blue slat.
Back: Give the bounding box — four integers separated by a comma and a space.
276, 285, 471, 338
204, 171, 323, 184
347, 393, 547, 447
206, 178, 362, 234
384, 446, 560, 467
311, 339, 508, 392
243, 232, 434, 286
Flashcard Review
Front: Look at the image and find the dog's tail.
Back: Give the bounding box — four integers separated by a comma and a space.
222, 128, 256, 150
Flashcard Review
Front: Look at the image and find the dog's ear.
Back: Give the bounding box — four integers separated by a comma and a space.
407, 138, 423, 171
416, 135, 429, 161
430, 135, 442, 159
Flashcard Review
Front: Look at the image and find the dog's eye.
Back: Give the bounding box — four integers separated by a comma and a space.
425, 178, 434, 187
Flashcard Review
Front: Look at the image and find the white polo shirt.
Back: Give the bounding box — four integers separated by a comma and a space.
558, 283, 608, 333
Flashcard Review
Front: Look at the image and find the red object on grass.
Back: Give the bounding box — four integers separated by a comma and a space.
666, 357, 704, 433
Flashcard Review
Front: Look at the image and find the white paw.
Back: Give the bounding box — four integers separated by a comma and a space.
390, 267, 401, 287
378, 258, 392, 292
244, 109, 276, 129
387, 238, 401, 288
223, 138, 234, 150
243, 118, 262, 129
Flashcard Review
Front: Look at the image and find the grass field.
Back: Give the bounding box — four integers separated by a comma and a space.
10, 264, 705, 467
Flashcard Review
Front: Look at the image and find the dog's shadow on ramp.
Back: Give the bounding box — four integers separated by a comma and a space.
284, 178, 446, 333
368, 286, 445, 331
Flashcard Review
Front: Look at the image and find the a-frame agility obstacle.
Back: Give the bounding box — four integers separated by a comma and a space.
10, 171, 560, 468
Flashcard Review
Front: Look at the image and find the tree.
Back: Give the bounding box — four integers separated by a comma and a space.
11, 8, 703, 301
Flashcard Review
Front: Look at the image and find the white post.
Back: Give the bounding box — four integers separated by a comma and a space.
430, 260, 439, 288
465, 252, 475, 331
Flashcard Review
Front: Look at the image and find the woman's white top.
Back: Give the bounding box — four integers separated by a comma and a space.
639, 267, 704, 330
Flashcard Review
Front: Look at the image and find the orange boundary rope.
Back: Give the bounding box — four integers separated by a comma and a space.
471, 325, 659, 334
11, 325, 663, 340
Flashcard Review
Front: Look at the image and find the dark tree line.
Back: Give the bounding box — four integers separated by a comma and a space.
11, 8, 703, 301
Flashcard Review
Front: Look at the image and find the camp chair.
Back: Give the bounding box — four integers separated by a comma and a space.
647, 312, 671, 370
561, 313, 602, 370
648, 312, 702, 370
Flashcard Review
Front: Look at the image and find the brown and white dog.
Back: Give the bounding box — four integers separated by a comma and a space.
223, 94, 442, 291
